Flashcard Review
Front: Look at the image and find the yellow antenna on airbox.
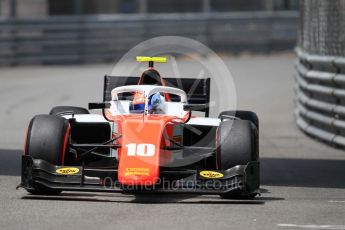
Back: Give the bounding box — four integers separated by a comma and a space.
136, 56, 168, 68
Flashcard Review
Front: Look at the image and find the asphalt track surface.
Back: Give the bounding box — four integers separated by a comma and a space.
0, 53, 345, 230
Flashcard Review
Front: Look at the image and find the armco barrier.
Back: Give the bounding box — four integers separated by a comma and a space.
295, 47, 345, 147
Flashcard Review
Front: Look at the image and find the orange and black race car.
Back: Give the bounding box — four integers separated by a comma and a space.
17, 57, 260, 199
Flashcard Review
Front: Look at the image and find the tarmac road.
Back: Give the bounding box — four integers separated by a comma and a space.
0, 53, 345, 230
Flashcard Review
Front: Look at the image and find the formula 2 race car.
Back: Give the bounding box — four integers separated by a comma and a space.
18, 56, 260, 199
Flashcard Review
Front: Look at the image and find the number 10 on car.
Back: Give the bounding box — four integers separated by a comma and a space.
126, 143, 155, 156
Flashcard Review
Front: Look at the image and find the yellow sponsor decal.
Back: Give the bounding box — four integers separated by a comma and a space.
125, 168, 149, 176
56, 167, 80, 175
199, 171, 224, 179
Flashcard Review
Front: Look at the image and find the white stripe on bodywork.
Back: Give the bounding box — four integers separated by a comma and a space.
62, 114, 222, 127
187, 117, 221, 126
62, 114, 109, 123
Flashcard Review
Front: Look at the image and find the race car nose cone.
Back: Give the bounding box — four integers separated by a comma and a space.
118, 118, 165, 186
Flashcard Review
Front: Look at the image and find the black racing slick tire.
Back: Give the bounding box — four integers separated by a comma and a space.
25, 115, 70, 195
49, 106, 89, 115
217, 119, 257, 169
217, 119, 259, 199
219, 110, 259, 130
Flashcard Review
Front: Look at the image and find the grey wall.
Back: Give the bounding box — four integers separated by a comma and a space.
0, 11, 297, 65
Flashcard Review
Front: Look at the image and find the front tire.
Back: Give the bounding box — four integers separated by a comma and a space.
217, 119, 259, 199
25, 115, 70, 195
219, 110, 259, 130
218, 120, 257, 169
49, 106, 89, 116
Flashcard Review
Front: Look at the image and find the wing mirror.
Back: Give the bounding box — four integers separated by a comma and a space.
183, 104, 207, 112
88, 102, 111, 110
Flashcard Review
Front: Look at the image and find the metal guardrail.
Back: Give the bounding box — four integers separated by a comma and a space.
295, 47, 345, 147
0, 11, 297, 65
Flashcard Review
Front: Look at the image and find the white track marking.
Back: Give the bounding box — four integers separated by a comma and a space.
277, 224, 345, 229
328, 200, 345, 203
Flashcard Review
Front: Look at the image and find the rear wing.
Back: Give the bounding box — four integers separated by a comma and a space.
103, 76, 211, 117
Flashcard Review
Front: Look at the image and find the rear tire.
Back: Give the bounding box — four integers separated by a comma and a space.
25, 115, 70, 195
49, 106, 89, 115
217, 119, 259, 199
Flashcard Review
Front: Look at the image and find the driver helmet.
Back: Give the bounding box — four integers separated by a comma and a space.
129, 92, 164, 114
149, 92, 165, 114
129, 92, 146, 113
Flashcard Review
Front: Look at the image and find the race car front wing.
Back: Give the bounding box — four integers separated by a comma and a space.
18, 156, 260, 196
